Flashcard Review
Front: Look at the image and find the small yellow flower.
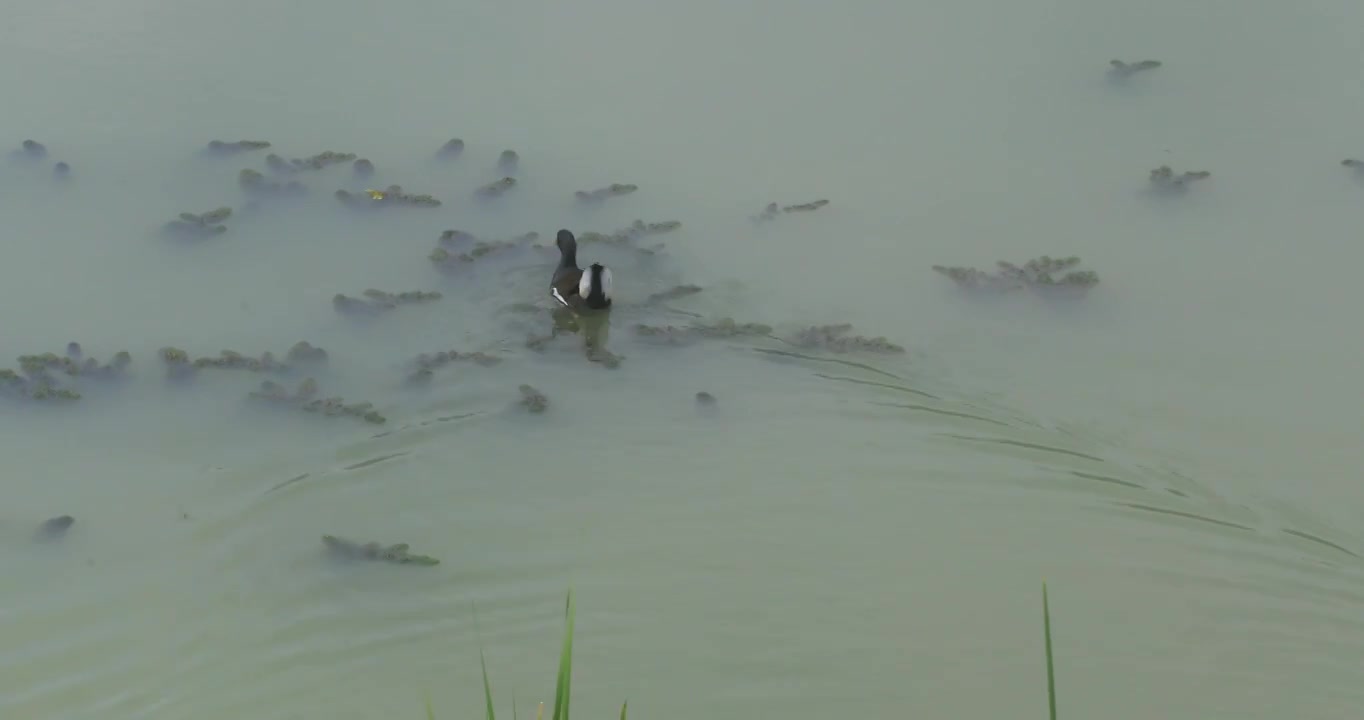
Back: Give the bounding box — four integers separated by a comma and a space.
366, 189, 385, 200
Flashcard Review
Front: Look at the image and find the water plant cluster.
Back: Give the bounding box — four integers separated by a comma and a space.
5, 134, 903, 422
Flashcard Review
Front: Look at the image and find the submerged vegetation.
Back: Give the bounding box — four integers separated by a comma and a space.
1106, 58, 1161, 79
336, 184, 442, 209
163, 206, 233, 240
158, 341, 328, 380
577, 219, 680, 250
787, 323, 905, 354
322, 534, 439, 565
0, 126, 906, 425
404, 349, 503, 385
429, 231, 543, 269
204, 139, 271, 155
333, 289, 444, 316
476, 176, 518, 198
1341, 158, 1364, 178
574, 183, 638, 204
751, 198, 830, 223
238, 167, 307, 197
518, 384, 549, 413
633, 317, 774, 344
18, 139, 47, 158
6, 134, 906, 421
269, 150, 358, 173
34, 515, 76, 542
7, 139, 71, 181
250, 377, 388, 424
0, 344, 131, 404
932, 256, 1100, 298
1148, 164, 1211, 193
436, 138, 464, 160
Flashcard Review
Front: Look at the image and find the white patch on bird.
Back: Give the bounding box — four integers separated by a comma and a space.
578, 269, 592, 299
598, 266, 613, 300
551, 286, 570, 307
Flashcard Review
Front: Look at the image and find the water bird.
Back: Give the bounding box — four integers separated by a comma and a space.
551, 229, 613, 311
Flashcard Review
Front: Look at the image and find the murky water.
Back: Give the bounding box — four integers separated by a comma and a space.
3, 0, 1363, 718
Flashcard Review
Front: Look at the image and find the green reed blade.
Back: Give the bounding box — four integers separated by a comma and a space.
481, 648, 497, 720
468, 599, 497, 720
482, 646, 499, 720
1043, 582, 1057, 720
424, 692, 435, 720
551, 589, 577, 720
620, 700, 628, 720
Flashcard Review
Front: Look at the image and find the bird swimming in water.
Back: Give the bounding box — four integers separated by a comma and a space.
550, 229, 613, 310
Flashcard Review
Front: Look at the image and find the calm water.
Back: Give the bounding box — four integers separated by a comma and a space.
3, 0, 1363, 717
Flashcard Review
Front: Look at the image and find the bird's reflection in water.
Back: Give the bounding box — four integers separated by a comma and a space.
550, 306, 620, 367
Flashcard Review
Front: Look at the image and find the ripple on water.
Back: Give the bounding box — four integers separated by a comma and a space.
772, 342, 1364, 713
146, 430, 577, 717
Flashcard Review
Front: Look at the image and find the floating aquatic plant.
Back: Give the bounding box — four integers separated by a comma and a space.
333, 289, 443, 316
1148, 164, 1210, 193
1107, 59, 1161, 79
751, 198, 829, 222
204, 139, 271, 155
321, 534, 437, 565
932, 255, 1099, 298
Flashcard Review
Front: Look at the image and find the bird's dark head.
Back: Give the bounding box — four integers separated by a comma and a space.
556, 229, 576, 253
555, 229, 578, 267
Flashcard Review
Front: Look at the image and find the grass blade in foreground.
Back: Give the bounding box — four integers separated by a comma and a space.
551, 589, 577, 720
481, 648, 497, 720
1043, 582, 1057, 720
620, 700, 627, 720
420, 590, 612, 718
